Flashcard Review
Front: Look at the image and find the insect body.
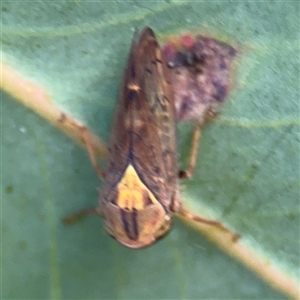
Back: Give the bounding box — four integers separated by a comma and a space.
101, 28, 179, 248
64, 27, 237, 249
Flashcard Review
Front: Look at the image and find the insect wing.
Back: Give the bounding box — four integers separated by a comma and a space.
100, 28, 178, 248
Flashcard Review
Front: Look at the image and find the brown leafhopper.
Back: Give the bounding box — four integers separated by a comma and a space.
64, 27, 236, 248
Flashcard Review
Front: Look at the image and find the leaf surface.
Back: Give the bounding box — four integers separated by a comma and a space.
2, 1, 299, 299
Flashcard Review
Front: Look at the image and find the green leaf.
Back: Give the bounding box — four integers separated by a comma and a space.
2, 1, 298, 299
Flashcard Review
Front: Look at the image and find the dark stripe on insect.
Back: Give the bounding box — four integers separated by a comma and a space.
130, 61, 136, 78
121, 209, 139, 240
145, 67, 152, 74
155, 95, 169, 111
142, 190, 154, 206
128, 90, 136, 101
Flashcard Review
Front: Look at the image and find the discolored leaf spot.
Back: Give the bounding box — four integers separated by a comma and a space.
163, 34, 237, 123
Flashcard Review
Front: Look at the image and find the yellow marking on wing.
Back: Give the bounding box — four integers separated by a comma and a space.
116, 164, 158, 210
127, 82, 141, 92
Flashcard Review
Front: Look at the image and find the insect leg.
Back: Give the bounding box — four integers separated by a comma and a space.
179, 106, 220, 179
175, 207, 240, 241
179, 123, 201, 179
63, 207, 102, 224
